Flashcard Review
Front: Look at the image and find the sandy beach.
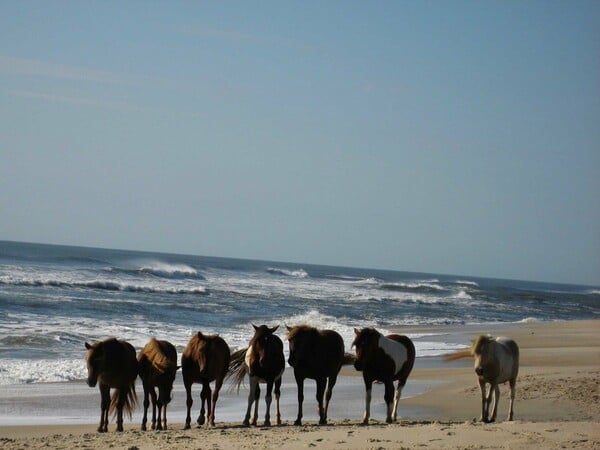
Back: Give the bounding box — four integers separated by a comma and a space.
1, 319, 598, 449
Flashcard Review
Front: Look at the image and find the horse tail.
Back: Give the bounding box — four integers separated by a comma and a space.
444, 349, 473, 362
226, 348, 248, 393
109, 382, 138, 419
341, 352, 356, 366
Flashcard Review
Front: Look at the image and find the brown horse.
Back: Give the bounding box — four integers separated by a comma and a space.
352, 327, 415, 424
138, 338, 178, 431
84, 338, 138, 432
286, 325, 355, 425
445, 335, 519, 422
229, 324, 285, 427
181, 331, 230, 428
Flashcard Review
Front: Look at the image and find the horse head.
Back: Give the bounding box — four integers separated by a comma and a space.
285, 325, 315, 367
352, 327, 381, 371
250, 324, 279, 367
85, 341, 103, 387
472, 335, 494, 376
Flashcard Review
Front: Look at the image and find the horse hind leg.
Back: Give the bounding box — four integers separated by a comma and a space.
507, 378, 516, 421
140, 383, 151, 431
183, 380, 193, 430
149, 388, 158, 430
208, 376, 224, 427
198, 382, 210, 426
316, 378, 327, 425
275, 377, 282, 426
294, 376, 304, 426
98, 384, 110, 433
324, 375, 338, 423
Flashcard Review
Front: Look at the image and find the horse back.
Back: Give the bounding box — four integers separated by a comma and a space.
182, 334, 230, 382
296, 330, 344, 378
101, 339, 138, 386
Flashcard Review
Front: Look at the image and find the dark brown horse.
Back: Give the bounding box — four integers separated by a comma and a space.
352, 328, 415, 424
229, 324, 285, 427
286, 325, 355, 425
138, 338, 178, 431
84, 338, 138, 432
181, 331, 230, 428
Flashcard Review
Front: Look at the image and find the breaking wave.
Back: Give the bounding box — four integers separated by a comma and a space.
266, 267, 308, 278
0, 277, 208, 295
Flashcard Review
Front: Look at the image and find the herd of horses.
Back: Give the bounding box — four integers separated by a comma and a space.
84, 325, 519, 433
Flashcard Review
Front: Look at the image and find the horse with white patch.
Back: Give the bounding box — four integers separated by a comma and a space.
352, 327, 415, 424
445, 335, 519, 422
229, 324, 285, 427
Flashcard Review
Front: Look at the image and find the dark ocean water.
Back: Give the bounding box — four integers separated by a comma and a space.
1, 240, 598, 386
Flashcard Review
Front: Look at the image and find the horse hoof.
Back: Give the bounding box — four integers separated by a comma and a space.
184, 423, 191, 430
294, 419, 302, 426
141, 425, 146, 431
319, 419, 327, 425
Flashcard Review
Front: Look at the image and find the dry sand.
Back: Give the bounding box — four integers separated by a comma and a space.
1, 319, 598, 449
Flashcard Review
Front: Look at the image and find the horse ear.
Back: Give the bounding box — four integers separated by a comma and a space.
285, 325, 292, 332
197, 331, 204, 339
252, 324, 259, 331
85, 342, 92, 350
354, 328, 360, 336
270, 325, 279, 334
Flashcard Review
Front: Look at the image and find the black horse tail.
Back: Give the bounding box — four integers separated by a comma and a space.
226, 348, 249, 393
342, 352, 356, 366
109, 382, 137, 419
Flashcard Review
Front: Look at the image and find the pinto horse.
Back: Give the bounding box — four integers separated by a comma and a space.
286, 325, 355, 425
85, 338, 138, 432
138, 338, 178, 431
181, 331, 230, 428
445, 335, 519, 422
352, 328, 415, 424
229, 324, 285, 427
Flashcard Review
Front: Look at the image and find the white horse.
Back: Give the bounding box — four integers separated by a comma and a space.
446, 335, 519, 422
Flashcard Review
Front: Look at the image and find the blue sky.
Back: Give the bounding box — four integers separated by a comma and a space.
1, 1, 599, 285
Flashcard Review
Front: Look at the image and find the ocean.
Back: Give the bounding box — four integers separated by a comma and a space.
0, 240, 598, 424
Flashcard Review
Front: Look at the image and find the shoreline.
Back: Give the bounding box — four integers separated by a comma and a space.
1, 319, 599, 449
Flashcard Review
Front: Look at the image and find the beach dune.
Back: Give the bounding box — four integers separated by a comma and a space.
1, 319, 598, 449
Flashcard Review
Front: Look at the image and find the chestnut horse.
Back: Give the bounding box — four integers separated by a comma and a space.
229, 324, 285, 427
286, 325, 355, 425
181, 331, 231, 428
84, 338, 138, 432
138, 338, 178, 430
352, 328, 415, 424
445, 335, 519, 422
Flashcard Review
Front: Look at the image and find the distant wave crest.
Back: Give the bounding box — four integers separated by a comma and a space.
138, 262, 201, 279
0, 277, 208, 295
266, 267, 308, 278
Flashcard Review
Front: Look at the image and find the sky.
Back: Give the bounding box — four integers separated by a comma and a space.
1, 1, 599, 286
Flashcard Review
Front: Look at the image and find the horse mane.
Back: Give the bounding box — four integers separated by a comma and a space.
444, 334, 494, 362
472, 335, 494, 355
286, 324, 318, 341
139, 338, 176, 374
